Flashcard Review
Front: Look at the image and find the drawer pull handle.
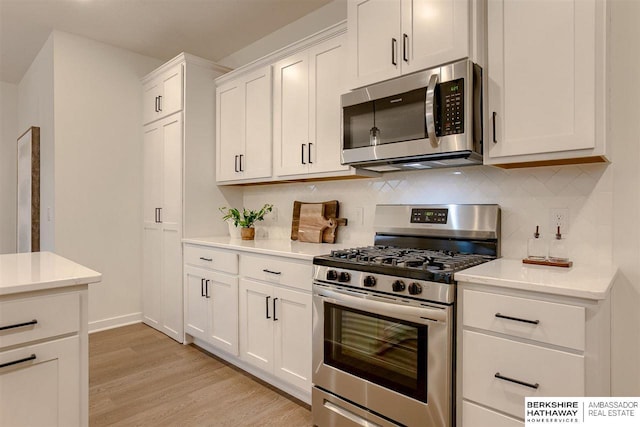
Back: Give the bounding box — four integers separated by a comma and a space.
0, 354, 36, 369
263, 269, 282, 275
495, 313, 540, 325
199, 257, 213, 262
0, 319, 38, 331
495, 372, 539, 389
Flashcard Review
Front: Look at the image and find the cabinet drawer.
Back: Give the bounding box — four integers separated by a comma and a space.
184, 244, 238, 274
462, 289, 585, 350
462, 330, 584, 418
240, 254, 312, 292
0, 293, 80, 350
462, 401, 523, 427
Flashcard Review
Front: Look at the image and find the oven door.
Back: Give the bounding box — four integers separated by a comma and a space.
312, 284, 453, 427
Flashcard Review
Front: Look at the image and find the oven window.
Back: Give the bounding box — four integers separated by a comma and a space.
323, 302, 428, 403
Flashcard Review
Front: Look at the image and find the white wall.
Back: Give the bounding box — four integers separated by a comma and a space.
17, 31, 162, 330
218, 0, 346, 69
0, 81, 18, 254
610, 0, 640, 396
50, 31, 162, 330
18, 34, 55, 251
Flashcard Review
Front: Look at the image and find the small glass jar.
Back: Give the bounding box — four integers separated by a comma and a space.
549, 226, 569, 262
527, 226, 547, 261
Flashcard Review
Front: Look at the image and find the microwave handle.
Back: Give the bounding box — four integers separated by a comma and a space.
425, 73, 440, 147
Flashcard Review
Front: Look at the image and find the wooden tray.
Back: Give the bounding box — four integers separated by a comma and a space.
291, 200, 347, 243
522, 258, 573, 268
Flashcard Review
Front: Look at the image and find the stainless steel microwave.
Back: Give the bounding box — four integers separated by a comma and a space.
341, 59, 483, 172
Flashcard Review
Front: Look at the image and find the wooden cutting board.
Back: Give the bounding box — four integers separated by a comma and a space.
291, 200, 346, 243
297, 203, 336, 243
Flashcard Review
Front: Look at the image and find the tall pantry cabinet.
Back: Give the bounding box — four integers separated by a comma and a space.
142, 53, 233, 342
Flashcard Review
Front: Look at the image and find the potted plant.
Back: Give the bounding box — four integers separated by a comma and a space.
219, 204, 273, 240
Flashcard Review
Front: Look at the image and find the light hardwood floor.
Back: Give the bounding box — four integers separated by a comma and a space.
89, 323, 312, 426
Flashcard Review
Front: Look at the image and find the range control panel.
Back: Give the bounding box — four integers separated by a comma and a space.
410, 208, 449, 224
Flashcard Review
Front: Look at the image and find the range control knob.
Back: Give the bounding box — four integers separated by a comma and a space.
363, 275, 377, 287
408, 282, 423, 295
326, 270, 338, 281
338, 272, 351, 283
392, 280, 406, 292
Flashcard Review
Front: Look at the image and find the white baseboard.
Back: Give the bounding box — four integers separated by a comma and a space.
88, 312, 143, 333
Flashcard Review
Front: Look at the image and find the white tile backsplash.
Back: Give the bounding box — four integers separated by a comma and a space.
242, 163, 612, 265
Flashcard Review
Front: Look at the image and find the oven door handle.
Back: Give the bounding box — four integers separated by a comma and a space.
316, 288, 448, 324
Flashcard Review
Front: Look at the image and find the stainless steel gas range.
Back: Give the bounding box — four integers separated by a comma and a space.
311, 204, 501, 427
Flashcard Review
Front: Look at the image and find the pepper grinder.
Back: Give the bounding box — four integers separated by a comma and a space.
527, 225, 547, 260
549, 226, 569, 262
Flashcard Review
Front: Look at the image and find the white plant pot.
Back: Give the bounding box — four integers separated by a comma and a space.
227, 220, 241, 239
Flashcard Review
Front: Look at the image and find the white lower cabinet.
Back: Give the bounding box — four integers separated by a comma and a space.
463, 330, 584, 418
0, 287, 89, 426
239, 278, 312, 392
462, 401, 523, 427
457, 284, 610, 426
183, 244, 313, 401
183, 245, 239, 355
0, 336, 80, 427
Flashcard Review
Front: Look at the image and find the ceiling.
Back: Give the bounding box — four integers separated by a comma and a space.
0, 0, 333, 84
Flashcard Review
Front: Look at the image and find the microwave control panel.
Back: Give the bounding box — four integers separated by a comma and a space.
410, 208, 449, 224
436, 78, 464, 136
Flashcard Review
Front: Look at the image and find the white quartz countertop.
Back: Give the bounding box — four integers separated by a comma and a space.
454, 258, 618, 300
0, 251, 102, 296
182, 236, 354, 261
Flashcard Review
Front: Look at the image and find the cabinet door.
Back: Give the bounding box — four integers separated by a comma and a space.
143, 114, 183, 342
273, 51, 311, 177
239, 279, 274, 372
401, 0, 469, 74
487, 0, 598, 159
216, 81, 245, 181
0, 336, 80, 427
243, 67, 273, 180
143, 80, 162, 125
159, 64, 183, 119
273, 287, 312, 392
143, 64, 183, 125
142, 123, 163, 329
208, 272, 239, 355
184, 267, 208, 340
160, 114, 183, 342
308, 34, 350, 175
348, 0, 402, 89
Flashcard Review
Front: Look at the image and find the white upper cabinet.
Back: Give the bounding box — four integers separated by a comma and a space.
273, 34, 351, 178
485, 0, 608, 166
348, 0, 470, 89
143, 63, 183, 125
216, 66, 272, 182
215, 23, 375, 185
